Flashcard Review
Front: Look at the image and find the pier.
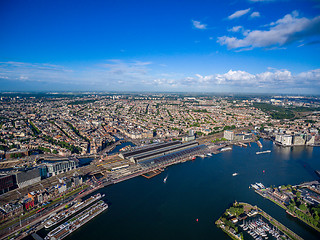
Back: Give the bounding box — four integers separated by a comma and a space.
142, 169, 163, 179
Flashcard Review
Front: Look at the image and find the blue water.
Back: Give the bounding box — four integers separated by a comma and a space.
41, 139, 320, 240
108, 142, 135, 155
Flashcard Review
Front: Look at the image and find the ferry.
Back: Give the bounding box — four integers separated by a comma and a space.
256, 150, 271, 155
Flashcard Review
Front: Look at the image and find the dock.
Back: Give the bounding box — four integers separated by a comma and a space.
142, 169, 163, 179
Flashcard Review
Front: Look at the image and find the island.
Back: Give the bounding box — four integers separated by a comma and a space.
215, 201, 303, 240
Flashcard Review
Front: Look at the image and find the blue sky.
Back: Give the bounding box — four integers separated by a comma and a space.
0, 0, 320, 93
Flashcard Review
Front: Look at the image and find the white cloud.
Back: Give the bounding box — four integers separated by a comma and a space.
1, 61, 319, 93
228, 26, 243, 32
179, 68, 320, 91
192, 20, 207, 29
218, 11, 320, 50
228, 8, 251, 20
250, 11, 260, 18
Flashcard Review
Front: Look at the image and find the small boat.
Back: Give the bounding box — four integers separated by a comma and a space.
163, 175, 168, 183
232, 173, 238, 176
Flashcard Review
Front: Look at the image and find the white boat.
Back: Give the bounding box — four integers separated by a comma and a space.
256, 150, 271, 155
163, 175, 168, 183
232, 173, 238, 176
220, 147, 232, 152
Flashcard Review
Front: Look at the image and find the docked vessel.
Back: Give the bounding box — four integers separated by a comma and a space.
256, 150, 271, 155
286, 210, 296, 218
44, 193, 104, 229
220, 147, 232, 152
119, 145, 131, 152
45, 200, 108, 240
256, 140, 263, 148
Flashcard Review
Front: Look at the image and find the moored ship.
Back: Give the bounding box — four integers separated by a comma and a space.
256, 150, 271, 155
44, 193, 104, 229
45, 200, 108, 240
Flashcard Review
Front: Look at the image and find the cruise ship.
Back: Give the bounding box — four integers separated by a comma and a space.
44, 193, 104, 229
45, 200, 108, 240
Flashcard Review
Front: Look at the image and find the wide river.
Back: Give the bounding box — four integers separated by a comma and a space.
42, 139, 320, 239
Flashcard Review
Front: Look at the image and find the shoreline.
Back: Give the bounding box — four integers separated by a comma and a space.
2, 137, 320, 239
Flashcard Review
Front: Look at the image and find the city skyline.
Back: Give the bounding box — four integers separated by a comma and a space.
0, 0, 320, 93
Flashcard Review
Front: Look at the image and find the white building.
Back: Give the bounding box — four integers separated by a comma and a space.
224, 130, 234, 141
282, 135, 292, 146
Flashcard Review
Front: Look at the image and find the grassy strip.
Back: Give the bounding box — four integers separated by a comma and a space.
218, 226, 241, 240
255, 190, 320, 232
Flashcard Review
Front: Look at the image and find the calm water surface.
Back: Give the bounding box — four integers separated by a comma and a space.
40, 139, 320, 240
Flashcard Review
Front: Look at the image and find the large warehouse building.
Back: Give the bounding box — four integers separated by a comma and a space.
119, 141, 200, 164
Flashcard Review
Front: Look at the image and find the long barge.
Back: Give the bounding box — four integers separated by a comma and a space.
45, 200, 108, 240
256, 150, 271, 155
44, 193, 104, 229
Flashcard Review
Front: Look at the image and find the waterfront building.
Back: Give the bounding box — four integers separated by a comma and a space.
234, 134, 244, 141
44, 160, 78, 177
306, 135, 315, 145
0, 203, 23, 221
275, 134, 283, 143
0, 175, 16, 194
182, 135, 195, 142
120, 141, 200, 164
275, 134, 293, 146
282, 135, 293, 146
293, 134, 305, 145
23, 197, 34, 211
224, 130, 234, 141
15, 169, 41, 189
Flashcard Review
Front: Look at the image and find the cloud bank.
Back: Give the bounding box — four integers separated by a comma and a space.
0, 61, 319, 93
219, 11, 320, 50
